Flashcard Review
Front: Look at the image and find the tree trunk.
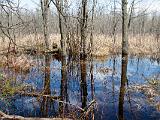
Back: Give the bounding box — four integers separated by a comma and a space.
41, 0, 49, 50
122, 0, 128, 55
55, 0, 67, 116
81, 0, 88, 60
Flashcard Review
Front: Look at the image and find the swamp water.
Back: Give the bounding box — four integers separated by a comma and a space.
0, 55, 160, 120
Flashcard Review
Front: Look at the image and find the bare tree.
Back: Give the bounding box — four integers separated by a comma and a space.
0, 0, 28, 56
50, 0, 68, 116
112, 0, 117, 44
80, 0, 88, 60
40, 0, 50, 50
119, 1, 129, 119
128, 0, 135, 29
90, 0, 96, 56
122, 0, 128, 56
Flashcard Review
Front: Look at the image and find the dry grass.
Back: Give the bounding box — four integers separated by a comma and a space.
0, 34, 159, 57
0, 54, 35, 72
92, 34, 160, 56
0, 34, 61, 53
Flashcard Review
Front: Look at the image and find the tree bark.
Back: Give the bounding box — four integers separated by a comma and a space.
41, 0, 50, 50
81, 0, 88, 60
122, 0, 128, 55
54, 0, 68, 116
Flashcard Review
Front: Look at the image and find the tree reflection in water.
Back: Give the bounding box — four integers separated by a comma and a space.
118, 54, 128, 120
59, 52, 68, 117
40, 54, 51, 117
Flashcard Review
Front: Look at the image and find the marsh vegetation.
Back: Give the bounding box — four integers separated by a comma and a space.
0, 0, 160, 120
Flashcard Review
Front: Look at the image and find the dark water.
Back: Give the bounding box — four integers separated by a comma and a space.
0, 55, 160, 120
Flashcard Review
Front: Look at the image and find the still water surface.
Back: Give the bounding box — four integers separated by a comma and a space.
0, 55, 160, 120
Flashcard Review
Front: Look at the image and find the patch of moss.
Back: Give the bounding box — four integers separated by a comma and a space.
0, 79, 24, 98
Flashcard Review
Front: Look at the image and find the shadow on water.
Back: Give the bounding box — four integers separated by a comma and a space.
0, 54, 160, 120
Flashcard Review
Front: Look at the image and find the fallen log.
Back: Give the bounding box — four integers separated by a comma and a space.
0, 110, 71, 120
